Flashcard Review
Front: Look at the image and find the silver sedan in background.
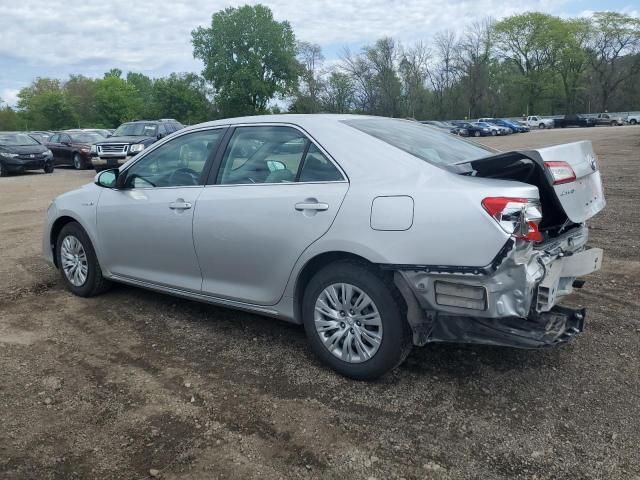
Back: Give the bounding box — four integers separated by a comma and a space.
43, 115, 605, 379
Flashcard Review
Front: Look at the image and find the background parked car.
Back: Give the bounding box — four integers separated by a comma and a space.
0, 131, 54, 176
451, 121, 491, 137
66, 128, 111, 138
627, 113, 640, 125
594, 113, 625, 126
554, 114, 596, 128
524, 116, 555, 129
473, 121, 503, 136
46, 131, 104, 170
91, 119, 184, 171
28, 131, 55, 143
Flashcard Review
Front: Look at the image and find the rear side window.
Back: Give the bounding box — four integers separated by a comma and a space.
343, 118, 493, 167
214, 126, 344, 185
298, 144, 343, 182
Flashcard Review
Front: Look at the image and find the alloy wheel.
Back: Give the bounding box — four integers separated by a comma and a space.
61, 235, 89, 287
314, 283, 383, 363
74, 154, 82, 170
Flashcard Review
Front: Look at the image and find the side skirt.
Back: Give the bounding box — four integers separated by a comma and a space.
107, 274, 284, 320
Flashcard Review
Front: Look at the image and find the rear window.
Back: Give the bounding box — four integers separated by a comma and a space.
342, 118, 493, 167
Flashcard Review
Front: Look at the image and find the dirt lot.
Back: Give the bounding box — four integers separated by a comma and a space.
1, 126, 639, 480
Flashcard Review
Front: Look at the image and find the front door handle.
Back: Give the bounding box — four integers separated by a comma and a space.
169, 200, 192, 210
295, 201, 329, 212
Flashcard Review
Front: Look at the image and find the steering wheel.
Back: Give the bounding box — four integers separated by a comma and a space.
169, 168, 199, 186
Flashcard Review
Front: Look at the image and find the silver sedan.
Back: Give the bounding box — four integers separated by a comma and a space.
43, 115, 605, 379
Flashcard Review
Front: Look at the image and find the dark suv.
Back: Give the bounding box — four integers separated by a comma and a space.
91, 119, 183, 171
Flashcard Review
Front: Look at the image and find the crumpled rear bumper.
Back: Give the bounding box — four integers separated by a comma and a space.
393, 225, 600, 348
428, 305, 585, 348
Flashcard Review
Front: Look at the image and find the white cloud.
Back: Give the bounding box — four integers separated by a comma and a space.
0, 0, 634, 95
1, 89, 19, 107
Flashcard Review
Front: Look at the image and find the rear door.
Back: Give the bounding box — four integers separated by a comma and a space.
193, 125, 348, 305
47, 134, 63, 164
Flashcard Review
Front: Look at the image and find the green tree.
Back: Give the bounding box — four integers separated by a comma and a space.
0, 103, 19, 130
150, 73, 212, 124
320, 71, 355, 113
65, 75, 98, 127
493, 12, 565, 114
587, 12, 640, 111
192, 4, 300, 117
94, 73, 141, 127
17, 78, 76, 129
556, 18, 591, 114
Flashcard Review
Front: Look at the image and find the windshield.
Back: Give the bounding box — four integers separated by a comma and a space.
113, 123, 157, 137
343, 118, 494, 167
70, 133, 103, 144
0, 133, 40, 146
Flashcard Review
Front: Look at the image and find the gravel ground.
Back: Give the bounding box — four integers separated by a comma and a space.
0, 126, 639, 480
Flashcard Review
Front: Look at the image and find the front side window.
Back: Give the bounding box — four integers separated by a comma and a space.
216, 126, 343, 185
123, 129, 223, 188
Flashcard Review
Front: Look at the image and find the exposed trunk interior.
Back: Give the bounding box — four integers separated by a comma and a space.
461, 151, 577, 237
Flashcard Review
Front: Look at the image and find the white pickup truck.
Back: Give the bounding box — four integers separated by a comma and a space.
627, 113, 640, 125
524, 116, 555, 129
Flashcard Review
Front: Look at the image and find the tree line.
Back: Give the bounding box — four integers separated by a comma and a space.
1, 6, 639, 132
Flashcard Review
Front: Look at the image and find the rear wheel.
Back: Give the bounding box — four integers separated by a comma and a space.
73, 153, 84, 170
56, 222, 111, 297
302, 260, 412, 380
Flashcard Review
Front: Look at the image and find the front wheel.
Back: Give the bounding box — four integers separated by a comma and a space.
539, 123, 546, 129
491, 130, 497, 136
56, 222, 111, 297
302, 261, 412, 380
44, 163, 54, 174
0, 162, 8, 177
631, 119, 637, 125
474, 131, 481, 137
73, 153, 84, 170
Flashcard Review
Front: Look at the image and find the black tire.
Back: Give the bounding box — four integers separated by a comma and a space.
0, 162, 8, 177
539, 123, 545, 129
474, 131, 481, 137
56, 222, 111, 297
73, 153, 84, 170
302, 260, 412, 380
491, 130, 497, 136
44, 163, 54, 174
631, 119, 637, 125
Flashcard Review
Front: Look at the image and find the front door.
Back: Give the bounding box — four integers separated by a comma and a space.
193, 125, 349, 305
96, 128, 226, 292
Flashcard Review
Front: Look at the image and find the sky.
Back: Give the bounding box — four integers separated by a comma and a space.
0, 0, 638, 107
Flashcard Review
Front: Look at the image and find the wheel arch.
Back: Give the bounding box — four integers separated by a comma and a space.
293, 250, 389, 323
49, 215, 99, 268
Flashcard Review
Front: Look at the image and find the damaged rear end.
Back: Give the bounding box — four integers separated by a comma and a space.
397, 140, 605, 348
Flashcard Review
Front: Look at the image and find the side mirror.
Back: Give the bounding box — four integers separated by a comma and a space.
95, 168, 118, 188
106, 134, 112, 138
157, 133, 164, 140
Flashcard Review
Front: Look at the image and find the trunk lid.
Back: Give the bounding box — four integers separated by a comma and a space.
461, 140, 605, 227
532, 141, 605, 223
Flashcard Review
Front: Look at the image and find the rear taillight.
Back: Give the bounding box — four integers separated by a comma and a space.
544, 161, 576, 185
482, 197, 543, 242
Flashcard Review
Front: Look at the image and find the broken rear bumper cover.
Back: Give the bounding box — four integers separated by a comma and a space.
392, 225, 602, 348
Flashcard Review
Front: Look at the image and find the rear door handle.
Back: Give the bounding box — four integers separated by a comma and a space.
295, 201, 329, 212
169, 200, 192, 210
